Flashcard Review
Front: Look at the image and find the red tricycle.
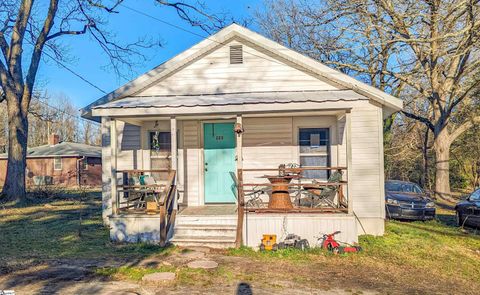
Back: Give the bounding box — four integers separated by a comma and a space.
317, 231, 362, 254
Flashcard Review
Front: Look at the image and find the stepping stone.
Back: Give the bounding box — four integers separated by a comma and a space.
142, 272, 176, 283
187, 260, 218, 269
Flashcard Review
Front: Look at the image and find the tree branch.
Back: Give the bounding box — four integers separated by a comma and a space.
402, 110, 435, 131
450, 116, 480, 142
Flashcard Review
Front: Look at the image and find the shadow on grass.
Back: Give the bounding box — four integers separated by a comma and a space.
0, 191, 174, 294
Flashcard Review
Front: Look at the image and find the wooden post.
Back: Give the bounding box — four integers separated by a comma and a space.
159, 205, 167, 247
235, 169, 244, 248
236, 114, 243, 170
170, 117, 178, 208
110, 118, 118, 215
346, 111, 353, 214
235, 114, 244, 248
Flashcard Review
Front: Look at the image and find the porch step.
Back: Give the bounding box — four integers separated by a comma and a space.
170, 235, 236, 249
174, 224, 237, 237
171, 214, 237, 248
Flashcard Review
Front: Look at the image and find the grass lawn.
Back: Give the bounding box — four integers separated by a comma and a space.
1, 192, 479, 294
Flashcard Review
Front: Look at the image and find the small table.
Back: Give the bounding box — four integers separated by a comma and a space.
261, 175, 299, 209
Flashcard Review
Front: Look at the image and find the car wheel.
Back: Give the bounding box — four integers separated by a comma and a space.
455, 211, 463, 227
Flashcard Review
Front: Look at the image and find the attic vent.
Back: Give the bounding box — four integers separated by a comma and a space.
229, 45, 243, 64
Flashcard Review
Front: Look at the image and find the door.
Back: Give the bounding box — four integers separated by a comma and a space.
204, 122, 236, 203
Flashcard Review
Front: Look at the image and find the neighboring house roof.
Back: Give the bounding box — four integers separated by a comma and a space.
93, 90, 367, 109
81, 23, 403, 120
0, 142, 102, 159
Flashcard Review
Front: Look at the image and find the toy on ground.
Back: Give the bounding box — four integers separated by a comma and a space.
318, 231, 362, 254
259, 234, 278, 251
277, 234, 310, 251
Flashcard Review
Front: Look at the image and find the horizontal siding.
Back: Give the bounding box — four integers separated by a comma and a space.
183, 121, 201, 205
242, 117, 295, 183
349, 102, 383, 218
244, 214, 358, 247
136, 40, 338, 96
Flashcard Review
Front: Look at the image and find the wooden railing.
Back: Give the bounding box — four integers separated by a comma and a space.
115, 169, 177, 247
235, 166, 348, 247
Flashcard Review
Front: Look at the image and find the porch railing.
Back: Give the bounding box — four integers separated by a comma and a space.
115, 169, 177, 247
235, 166, 348, 247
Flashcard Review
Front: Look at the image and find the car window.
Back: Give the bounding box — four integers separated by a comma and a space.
385, 182, 424, 193
470, 189, 480, 201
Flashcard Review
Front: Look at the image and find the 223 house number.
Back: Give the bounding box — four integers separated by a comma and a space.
215, 135, 224, 141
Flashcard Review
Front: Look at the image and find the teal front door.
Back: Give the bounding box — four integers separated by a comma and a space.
204, 123, 236, 203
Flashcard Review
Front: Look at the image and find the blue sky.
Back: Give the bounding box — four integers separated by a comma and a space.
39, 0, 260, 108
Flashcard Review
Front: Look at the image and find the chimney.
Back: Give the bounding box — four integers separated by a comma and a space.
48, 134, 60, 145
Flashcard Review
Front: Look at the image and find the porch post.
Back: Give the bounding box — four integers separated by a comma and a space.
235, 114, 244, 248
170, 117, 178, 206
170, 117, 177, 173
110, 118, 118, 215
345, 111, 353, 214
236, 115, 243, 170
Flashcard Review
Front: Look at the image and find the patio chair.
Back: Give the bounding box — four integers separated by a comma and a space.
140, 175, 168, 205
300, 171, 343, 208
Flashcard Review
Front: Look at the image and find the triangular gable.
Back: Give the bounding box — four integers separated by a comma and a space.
134, 38, 340, 97
81, 23, 402, 119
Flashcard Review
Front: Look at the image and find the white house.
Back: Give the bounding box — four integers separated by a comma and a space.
81, 24, 402, 248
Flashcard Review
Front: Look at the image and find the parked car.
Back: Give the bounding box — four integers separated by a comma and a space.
385, 180, 436, 221
455, 188, 480, 228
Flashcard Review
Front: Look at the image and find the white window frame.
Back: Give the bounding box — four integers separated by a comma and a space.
53, 157, 62, 170
298, 127, 331, 179
81, 158, 88, 171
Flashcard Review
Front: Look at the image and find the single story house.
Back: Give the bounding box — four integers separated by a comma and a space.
81, 24, 403, 248
0, 134, 102, 188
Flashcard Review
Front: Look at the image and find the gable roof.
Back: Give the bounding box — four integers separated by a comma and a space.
81, 23, 403, 120
0, 142, 101, 159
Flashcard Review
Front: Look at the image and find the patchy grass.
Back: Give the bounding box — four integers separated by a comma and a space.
0, 192, 172, 267
1, 192, 479, 294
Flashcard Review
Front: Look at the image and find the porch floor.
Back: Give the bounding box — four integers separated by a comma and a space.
179, 205, 237, 216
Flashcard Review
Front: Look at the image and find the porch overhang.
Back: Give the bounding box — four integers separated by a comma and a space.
91, 90, 364, 118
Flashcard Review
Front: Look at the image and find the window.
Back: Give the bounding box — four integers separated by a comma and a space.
470, 189, 480, 201
229, 45, 243, 64
150, 131, 171, 153
81, 158, 88, 170
54, 157, 62, 170
299, 128, 330, 180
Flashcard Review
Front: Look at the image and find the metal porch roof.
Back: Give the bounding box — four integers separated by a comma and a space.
92, 90, 367, 109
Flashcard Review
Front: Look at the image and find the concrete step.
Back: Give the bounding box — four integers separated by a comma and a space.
170, 235, 236, 249
175, 215, 237, 226
174, 224, 236, 237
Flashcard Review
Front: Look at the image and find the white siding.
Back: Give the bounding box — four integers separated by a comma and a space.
117, 122, 142, 170
135, 40, 338, 96
244, 214, 358, 247
348, 101, 385, 226
182, 120, 201, 206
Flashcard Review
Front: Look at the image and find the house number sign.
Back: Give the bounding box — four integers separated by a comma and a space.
216, 135, 224, 141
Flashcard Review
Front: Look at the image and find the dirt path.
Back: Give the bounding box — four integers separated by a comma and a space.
0, 247, 474, 295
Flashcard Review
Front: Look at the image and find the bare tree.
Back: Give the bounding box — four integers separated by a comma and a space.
0, 0, 223, 201
258, 0, 480, 199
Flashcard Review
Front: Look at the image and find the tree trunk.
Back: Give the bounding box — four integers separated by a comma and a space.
433, 129, 452, 200
1, 95, 29, 202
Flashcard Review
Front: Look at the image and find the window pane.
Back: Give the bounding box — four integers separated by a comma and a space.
54, 157, 62, 170
150, 132, 171, 152
300, 156, 328, 179
299, 128, 329, 154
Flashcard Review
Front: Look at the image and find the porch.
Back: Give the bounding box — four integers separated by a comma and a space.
105, 109, 356, 247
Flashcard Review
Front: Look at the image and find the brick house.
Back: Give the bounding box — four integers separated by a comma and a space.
0, 134, 102, 188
